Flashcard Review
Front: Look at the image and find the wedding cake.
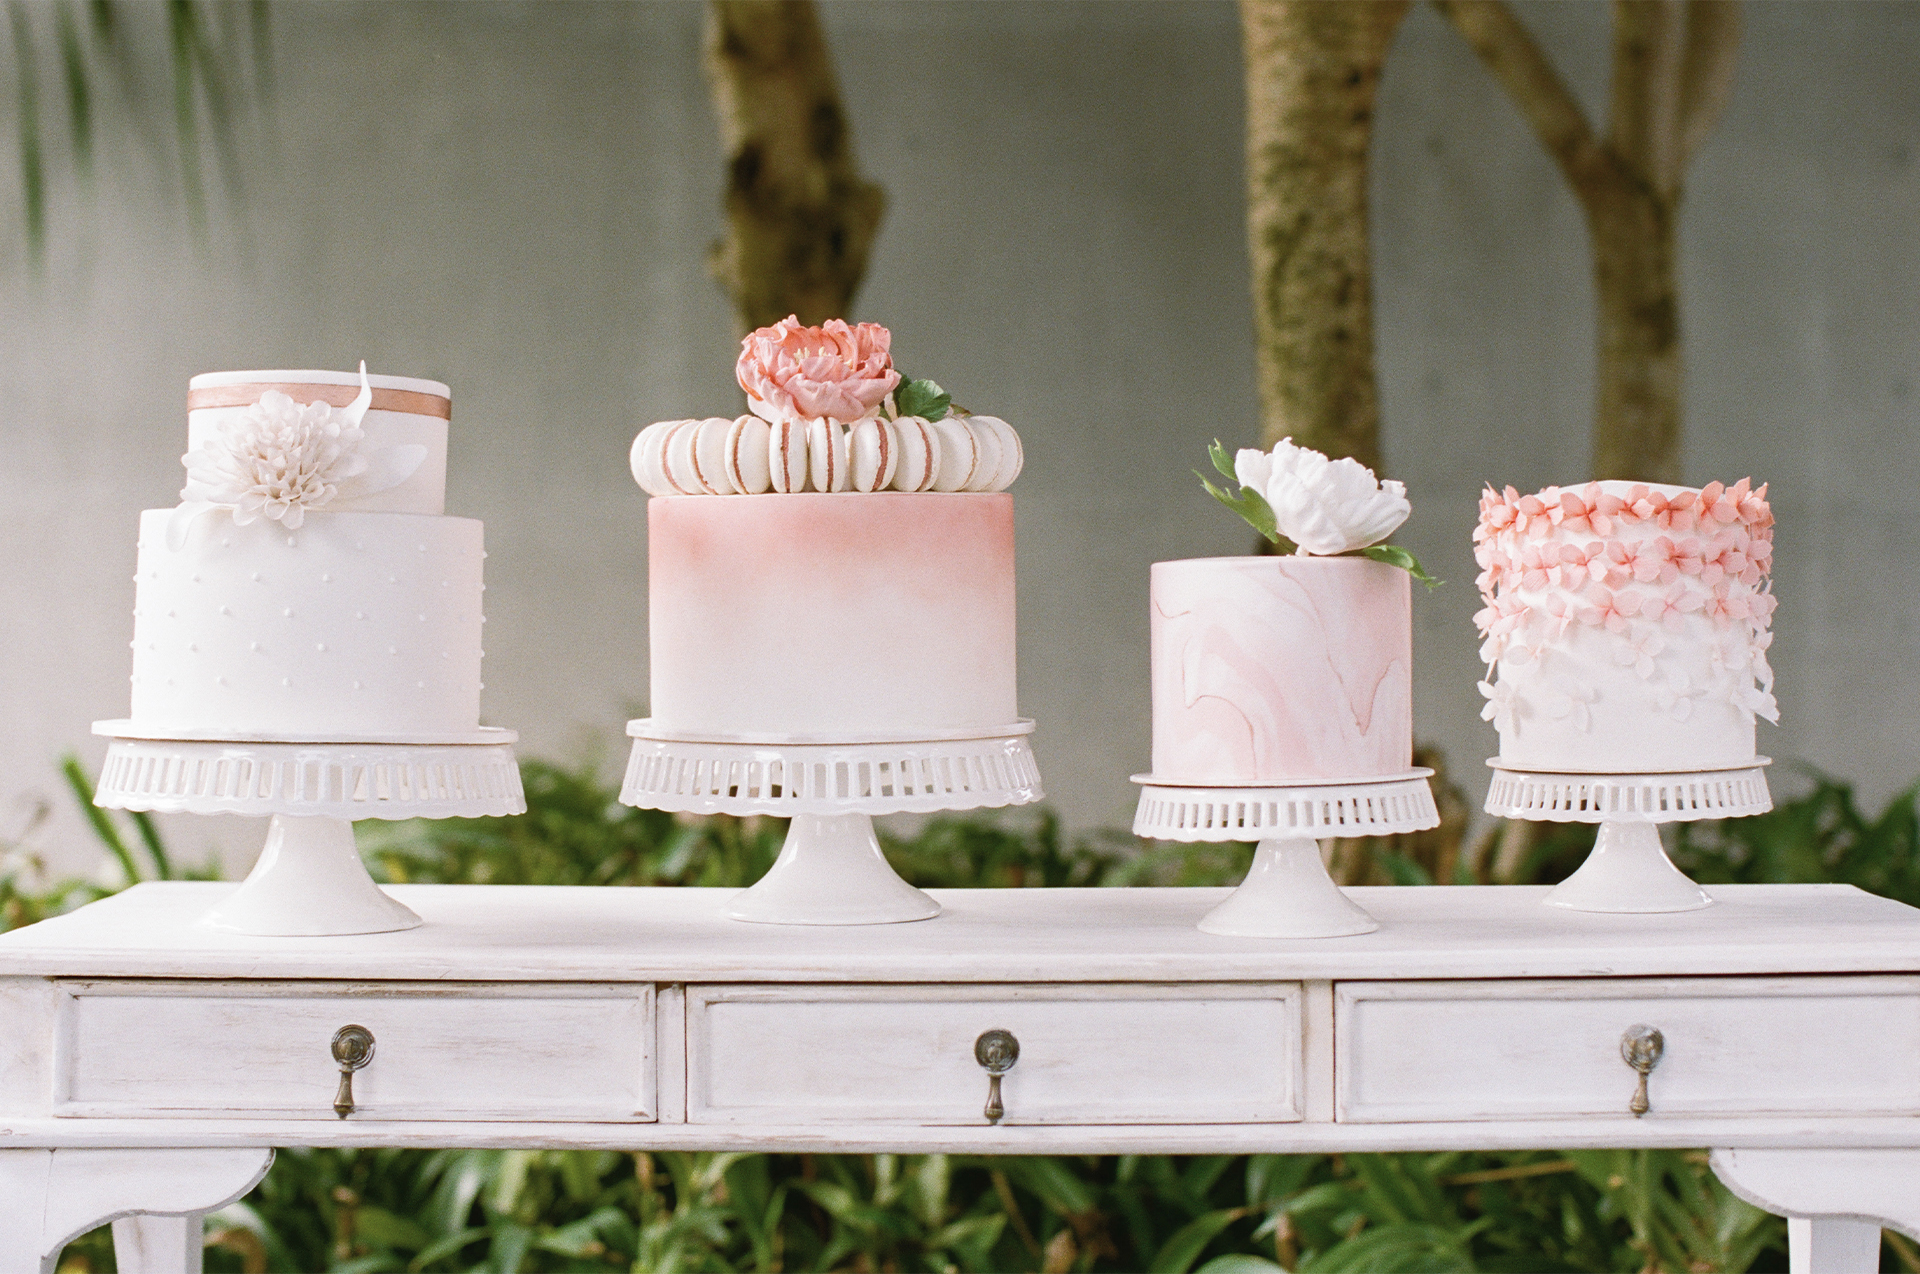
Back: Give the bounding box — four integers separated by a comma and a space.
113, 367, 489, 742
1473, 479, 1777, 772
632, 317, 1023, 741
1148, 439, 1425, 785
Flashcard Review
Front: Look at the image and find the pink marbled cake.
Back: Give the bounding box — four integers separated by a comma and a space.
1150, 556, 1412, 783
648, 492, 1018, 740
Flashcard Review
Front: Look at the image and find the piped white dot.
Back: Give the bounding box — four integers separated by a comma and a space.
250, 572, 261, 582
320, 573, 332, 583
249, 642, 261, 652
315, 642, 327, 652
282, 608, 294, 618
218, 606, 231, 616
281, 677, 291, 686
352, 680, 363, 690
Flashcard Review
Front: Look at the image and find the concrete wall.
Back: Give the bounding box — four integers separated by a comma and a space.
2, 1, 1915, 878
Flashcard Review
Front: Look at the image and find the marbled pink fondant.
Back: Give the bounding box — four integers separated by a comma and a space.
1150, 557, 1412, 783
648, 492, 1017, 739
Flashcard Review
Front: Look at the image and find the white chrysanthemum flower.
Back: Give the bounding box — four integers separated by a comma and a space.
181, 387, 371, 530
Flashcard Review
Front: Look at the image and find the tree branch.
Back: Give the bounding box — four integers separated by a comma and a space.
704, 0, 885, 334
1609, 0, 1686, 193
1676, 0, 1741, 173
1430, 0, 1613, 210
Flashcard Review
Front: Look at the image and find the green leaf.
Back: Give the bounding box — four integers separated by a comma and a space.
1195, 1257, 1287, 1274
1358, 543, 1443, 590
895, 377, 951, 421
1150, 1207, 1249, 1273
1198, 474, 1282, 545
1209, 438, 1240, 481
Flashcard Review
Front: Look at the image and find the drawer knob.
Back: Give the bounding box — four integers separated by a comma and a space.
1620, 1024, 1663, 1117
974, 1029, 1019, 1124
330, 1024, 375, 1119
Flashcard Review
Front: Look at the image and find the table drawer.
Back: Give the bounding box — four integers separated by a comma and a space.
53, 980, 655, 1122
686, 982, 1302, 1125
1335, 975, 1920, 1123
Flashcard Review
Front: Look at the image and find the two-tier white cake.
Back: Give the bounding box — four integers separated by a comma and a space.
116, 368, 490, 742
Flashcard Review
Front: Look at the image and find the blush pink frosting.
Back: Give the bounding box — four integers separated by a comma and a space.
1150, 557, 1413, 783
735, 316, 903, 427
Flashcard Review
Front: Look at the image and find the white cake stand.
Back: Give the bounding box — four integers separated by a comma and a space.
90, 730, 524, 936
621, 720, 1042, 925
1131, 770, 1440, 938
1484, 760, 1772, 913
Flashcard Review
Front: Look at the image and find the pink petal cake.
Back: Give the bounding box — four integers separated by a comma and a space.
632, 318, 1024, 742
1473, 479, 1778, 772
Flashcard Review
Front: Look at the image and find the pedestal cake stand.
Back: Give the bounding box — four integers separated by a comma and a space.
1131, 770, 1440, 938
1484, 760, 1772, 913
621, 720, 1042, 925
90, 726, 525, 936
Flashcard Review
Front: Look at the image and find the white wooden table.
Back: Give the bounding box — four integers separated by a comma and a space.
3, 881, 1918, 1273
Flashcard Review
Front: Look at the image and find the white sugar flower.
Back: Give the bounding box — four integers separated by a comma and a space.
1651, 672, 1708, 722
1544, 679, 1598, 731
1234, 437, 1410, 556
1477, 677, 1518, 734
182, 373, 375, 530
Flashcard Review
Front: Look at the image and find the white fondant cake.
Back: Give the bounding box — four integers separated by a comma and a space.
116, 369, 489, 741
647, 493, 1016, 740
1474, 479, 1777, 772
1150, 556, 1413, 784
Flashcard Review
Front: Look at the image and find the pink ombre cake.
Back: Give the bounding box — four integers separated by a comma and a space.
648, 493, 1016, 739
1473, 479, 1777, 772
1150, 556, 1413, 784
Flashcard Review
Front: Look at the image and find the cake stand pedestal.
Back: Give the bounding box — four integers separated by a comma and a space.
89, 733, 525, 936
621, 721, 1043, 925
1484, 761, 1772, 913
1131, 771, 1440, 938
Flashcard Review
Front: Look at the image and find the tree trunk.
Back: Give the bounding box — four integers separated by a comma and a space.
1589, 184, 1681, 482
1240, 0, 1409, 471
704, 0, 885, 334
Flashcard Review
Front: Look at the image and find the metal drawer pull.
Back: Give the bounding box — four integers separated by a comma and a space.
331, 1024, 375, 1119
974, 1029, 1019, 1124
1620, 1024, 1663, 1117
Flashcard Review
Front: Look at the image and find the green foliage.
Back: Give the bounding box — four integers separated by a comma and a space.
43, 760, 1920, 1271
1200, 438, 1288, 550
893, 376, 952, 422
1358, 543, 1442, 591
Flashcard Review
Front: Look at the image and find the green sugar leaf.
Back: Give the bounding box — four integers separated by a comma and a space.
895, 377, 951, 421
1208, 438, 1240, 482
1198, 472, 1282, 545
1360, 542, 1443, 590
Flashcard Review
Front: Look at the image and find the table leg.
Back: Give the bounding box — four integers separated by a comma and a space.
0, 1147, 272, 1274
1711, 1148, 1920, 1274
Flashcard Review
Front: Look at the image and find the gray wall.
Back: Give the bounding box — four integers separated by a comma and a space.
2, 1, 1915, 878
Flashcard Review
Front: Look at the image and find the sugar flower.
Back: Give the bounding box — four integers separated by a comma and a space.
1233, 437, 1411, 556
736, 315, 901, 427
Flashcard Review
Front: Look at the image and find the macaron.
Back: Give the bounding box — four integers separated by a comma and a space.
849, 417, 897, 492
808, 419, 850, 493
768, 418, 809, 493
630, 420, 680, 495
971, 415, 1023, 491
690, 417, 737, 495
662, 419, 709, 495
929, 416, 980, 492
890, 416, 942, 492
725, 415, 773, 494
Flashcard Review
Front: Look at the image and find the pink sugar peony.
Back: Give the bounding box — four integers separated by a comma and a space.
735, 315, 903, 427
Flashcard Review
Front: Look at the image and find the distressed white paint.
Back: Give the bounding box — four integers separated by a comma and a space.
0, 883, 1918, 1274
0, 1146, 270, 1274
53, 980, 654, 1122
686, 983, 1302, 1126
1337, 976, 1920, 1123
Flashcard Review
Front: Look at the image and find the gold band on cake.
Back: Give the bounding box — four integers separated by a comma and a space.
188, 383, 452, 419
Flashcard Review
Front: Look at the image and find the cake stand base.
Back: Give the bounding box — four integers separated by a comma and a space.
1196, 838, 1378, 938
1132, 771, 1439, 939
200, 815, 421, 936
728, 813, 939, 926
1485, 762, 1771, 915
90, 733, 523, 936
621, 722, 1041, 926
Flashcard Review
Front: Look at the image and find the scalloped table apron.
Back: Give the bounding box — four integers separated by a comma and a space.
3, 883, 1920, 1274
